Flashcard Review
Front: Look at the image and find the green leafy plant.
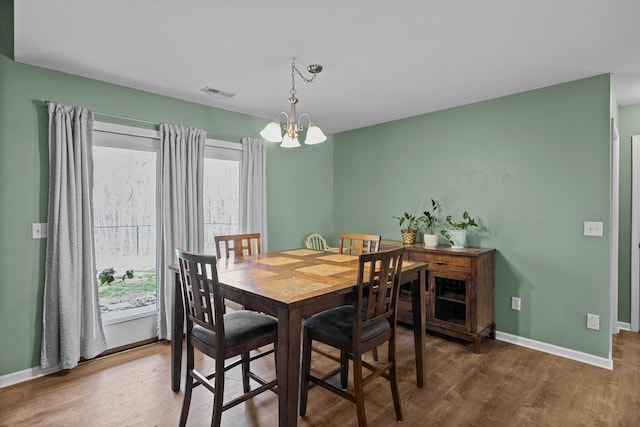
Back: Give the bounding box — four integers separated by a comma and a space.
420, 198, 440, 234
393, 210, 422, 231
444, 211, 478, 230
440, 211, 478, 245
98, 267, 155, 300
98, 267, 134, 285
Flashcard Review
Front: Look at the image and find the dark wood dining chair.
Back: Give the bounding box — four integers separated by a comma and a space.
175, 249, 277, 427
338, 232, 381, 255
338, 232, 383, 361
214, 233, 261, 259
299, 247, 405, 427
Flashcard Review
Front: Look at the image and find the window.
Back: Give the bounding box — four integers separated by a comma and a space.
93, 126, 160, 324
91, 123, 242, 348
203, 142, 243, 255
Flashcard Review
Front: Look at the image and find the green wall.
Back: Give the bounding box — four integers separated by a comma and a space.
267, 140, 335, 250
0, 0, 334, 375
334, 75, 613, 358
618, 103, 640, 323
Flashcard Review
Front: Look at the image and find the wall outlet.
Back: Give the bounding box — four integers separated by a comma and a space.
587, 313, 600, 330
511, 296, 521, 311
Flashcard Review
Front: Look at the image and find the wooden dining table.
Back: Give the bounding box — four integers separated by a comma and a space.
170, 248, 428, 427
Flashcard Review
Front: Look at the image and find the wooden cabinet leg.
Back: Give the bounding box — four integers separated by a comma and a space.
472, 336, 481, 354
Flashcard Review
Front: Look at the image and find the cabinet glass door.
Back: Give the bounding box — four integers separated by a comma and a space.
432, 275, 467, 329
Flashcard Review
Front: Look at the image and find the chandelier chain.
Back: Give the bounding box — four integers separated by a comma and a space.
290, 61, 318, 98
290, 62, 297, 98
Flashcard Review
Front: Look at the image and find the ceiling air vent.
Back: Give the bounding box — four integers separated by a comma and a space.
200, 86, 236, 102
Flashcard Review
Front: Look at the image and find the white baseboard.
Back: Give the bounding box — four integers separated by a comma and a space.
495, 331, 613, 370
0, 364, 61, 389
618, 321, 631, 331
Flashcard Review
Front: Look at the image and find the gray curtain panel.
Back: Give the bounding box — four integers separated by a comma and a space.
157, 124, 205, 340
241, 137, 267, 251
41, 103, 106, 370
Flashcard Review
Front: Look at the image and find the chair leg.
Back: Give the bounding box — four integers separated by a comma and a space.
352, 355, 367, 427
299, 328, 312, 416
371, 347, 379, 362
340, 350, 349, 389
179, 342, 195, 427
388, 339, 402, 421
241, 351, 250, 393
272, 342, 278, 382
212, 356, 225, 427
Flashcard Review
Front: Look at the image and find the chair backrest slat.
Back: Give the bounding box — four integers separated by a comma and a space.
305, 233, 330, 251
356, 247, 404, 333
176, 249, 225, 345
338, 232, 381, 256
214, 233, 261, 258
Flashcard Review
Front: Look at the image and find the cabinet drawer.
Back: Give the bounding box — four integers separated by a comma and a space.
397, 296, 413, 324
411, 252, 471, 274
396, 288, 430, 326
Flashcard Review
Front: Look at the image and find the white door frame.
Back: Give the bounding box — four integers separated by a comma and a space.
610, 119, 619, 340
631, 135, 640, 331
609, 118, 620, 342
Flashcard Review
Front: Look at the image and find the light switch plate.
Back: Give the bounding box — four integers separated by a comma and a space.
583, 221, 603, 237
587, 313, 600, 330
32, 223, 47, 239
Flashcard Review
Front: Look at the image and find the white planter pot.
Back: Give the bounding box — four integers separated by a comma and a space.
423, 233, 439, 247
448, 230, 467, 248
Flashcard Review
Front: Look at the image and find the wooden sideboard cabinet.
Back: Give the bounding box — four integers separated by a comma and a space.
384, 241, 496, 353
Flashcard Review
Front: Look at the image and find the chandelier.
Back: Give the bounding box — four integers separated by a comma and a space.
260, 60, 327, 148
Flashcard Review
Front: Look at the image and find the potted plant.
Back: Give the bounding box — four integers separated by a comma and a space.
420, 198, 440, 247
393, 210, 422, 244
441, 211, 478, 248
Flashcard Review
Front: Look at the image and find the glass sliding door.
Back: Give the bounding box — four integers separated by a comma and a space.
92, 123, 243, 349
93, 124, 160, 349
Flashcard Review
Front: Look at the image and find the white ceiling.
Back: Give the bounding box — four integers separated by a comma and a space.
13, 0, 640, 134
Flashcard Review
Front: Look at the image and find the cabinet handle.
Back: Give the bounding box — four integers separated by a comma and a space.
436, 260, 444, 265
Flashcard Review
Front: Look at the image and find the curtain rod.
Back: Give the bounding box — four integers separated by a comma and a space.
43, 100, 158, 126
41, 100, 241, 141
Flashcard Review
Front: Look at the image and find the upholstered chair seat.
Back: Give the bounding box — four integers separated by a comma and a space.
191, 310, 277, 348
303, 305, 390, 349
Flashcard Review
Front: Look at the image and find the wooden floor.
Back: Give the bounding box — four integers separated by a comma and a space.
2, 327, 640, 426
